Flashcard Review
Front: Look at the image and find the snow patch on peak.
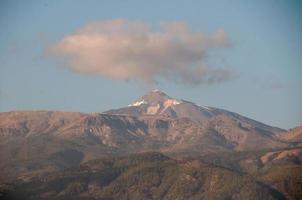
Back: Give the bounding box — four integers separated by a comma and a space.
164, 99, 182, 107
159, 99, 182, 114
128, 100, 147, 107
147, 104, 161, 114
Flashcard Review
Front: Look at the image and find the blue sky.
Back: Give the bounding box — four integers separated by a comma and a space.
0, 0, 301, 129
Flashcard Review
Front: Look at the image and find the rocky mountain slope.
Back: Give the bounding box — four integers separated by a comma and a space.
275, 125, 302, 144
0, 91, 296, 182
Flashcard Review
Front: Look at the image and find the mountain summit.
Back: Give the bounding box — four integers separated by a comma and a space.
126, 90, 183, 116
106, 90, 214, 120
128, 89, 177, 107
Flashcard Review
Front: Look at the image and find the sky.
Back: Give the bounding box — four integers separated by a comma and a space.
0, 0, 301, 129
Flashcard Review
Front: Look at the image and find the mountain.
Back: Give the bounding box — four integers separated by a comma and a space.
0, 91, 293, 183
105, 90, 283, 133
0, 91, 301, 199
0, 91, 286, 155
105, 90, 288, 150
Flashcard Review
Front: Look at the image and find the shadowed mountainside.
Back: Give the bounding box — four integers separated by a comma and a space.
0, 152, 287, 200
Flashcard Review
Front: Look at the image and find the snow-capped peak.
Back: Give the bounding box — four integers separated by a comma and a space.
127, 90, 183, 113
106, 90, 224, 121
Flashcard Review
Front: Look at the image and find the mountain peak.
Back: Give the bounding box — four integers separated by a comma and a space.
148, 89, 168, 96
127, 90, 182, 111
151, 89, 160, 92
107, 90, 218, 120
134, 90, 175, 105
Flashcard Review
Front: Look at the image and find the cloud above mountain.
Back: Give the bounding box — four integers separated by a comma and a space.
48, 19, 232, 85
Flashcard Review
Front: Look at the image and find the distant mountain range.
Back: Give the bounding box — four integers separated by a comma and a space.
0, 90, 301, 199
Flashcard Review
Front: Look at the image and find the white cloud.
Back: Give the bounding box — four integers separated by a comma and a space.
48, 19, 232, 85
